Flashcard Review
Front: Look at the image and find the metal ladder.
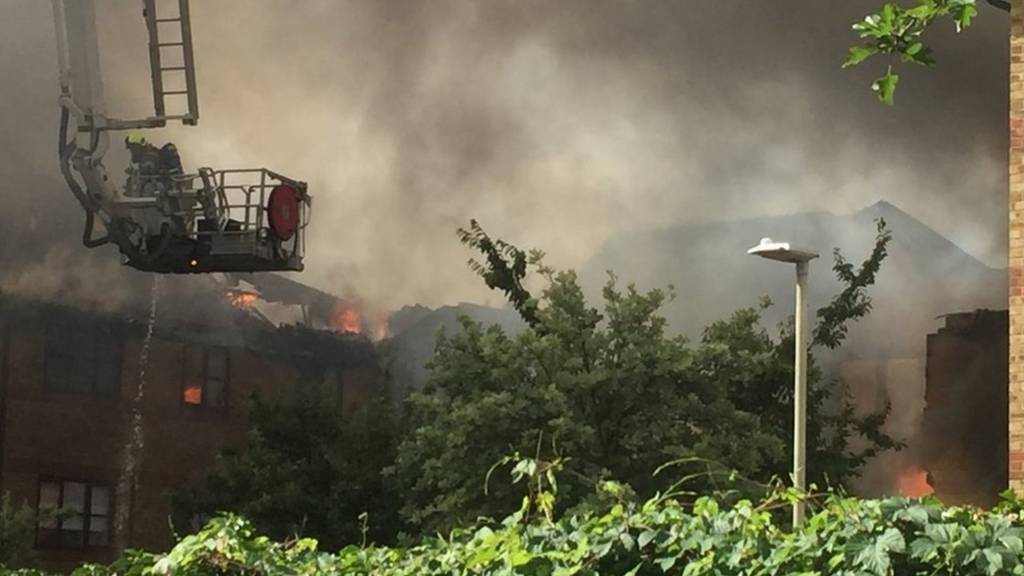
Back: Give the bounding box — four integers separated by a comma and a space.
142, 0, 199, 126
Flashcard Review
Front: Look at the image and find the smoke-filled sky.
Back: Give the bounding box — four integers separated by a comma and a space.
0, 0, 1009, 310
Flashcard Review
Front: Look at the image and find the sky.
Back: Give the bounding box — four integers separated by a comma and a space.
0, 0, 1010, 310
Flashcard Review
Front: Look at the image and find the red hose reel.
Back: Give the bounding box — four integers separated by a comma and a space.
267, 184, 301, 241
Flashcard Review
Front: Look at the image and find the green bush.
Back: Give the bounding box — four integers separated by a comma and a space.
171, 391, 404, 549
0, 492, 39, 569
11, 485, 1024, 576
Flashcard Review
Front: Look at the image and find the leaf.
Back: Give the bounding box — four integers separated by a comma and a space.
924, 522, 961, 545
893, 504, 931, 525
849, 528, 906, 575
509, 549, 533, 567
878, 3, 896, 32
656, 556, 678, 572
999, 534, 1023, 555
878, 528, 907, 554
909, 537, 938, 561
624, 562, 643, 576
871, 72, 899, 105
844, 45, 879, 68
911, 46, 936, 66
955, 4, 978, 32
981, 547, 1003, 576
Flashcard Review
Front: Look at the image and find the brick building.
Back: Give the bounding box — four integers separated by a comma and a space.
1013, 0, 1024, 494
0, 292, 378, 572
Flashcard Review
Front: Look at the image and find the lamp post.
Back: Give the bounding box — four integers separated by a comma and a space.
747, 237, 818, 527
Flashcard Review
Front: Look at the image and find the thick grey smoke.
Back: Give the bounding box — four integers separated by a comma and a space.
0, 0, 1009, 311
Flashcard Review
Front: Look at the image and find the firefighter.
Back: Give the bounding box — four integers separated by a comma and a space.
125, 132, 160, 175
158, 142, 183, 175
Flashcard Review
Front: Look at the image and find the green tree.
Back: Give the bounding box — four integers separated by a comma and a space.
170, 391, 404, 549
0, 492, 38, 568
844, 0, 1006, 104
390, 220, 899, 535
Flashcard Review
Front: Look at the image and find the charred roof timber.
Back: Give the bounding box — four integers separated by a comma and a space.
0, 290, 376, 372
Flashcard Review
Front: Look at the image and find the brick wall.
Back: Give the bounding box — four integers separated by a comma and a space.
0, 300, 381, 572
1012, 0, 1024, 493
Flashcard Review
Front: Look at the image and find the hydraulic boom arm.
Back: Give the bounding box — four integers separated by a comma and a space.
52, 0, 311, 274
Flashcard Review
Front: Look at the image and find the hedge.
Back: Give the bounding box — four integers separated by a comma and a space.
4, 483, 1024, 576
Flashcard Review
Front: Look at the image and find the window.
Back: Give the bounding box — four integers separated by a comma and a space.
44, 317, 121, 397
36, 479, 111, 548
182, 346, 228, 410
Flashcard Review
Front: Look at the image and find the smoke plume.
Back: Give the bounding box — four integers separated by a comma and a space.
0, 0, 1008, 311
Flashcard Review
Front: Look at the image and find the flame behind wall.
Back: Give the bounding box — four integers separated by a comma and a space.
898, 467, 935, 498
331, 300, 390, 340
227, 290, 260, 310
333, 304, 363, 334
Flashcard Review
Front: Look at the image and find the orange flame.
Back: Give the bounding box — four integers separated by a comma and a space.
334, 306, 363, 334
183, 384, 203, 405
331, 300, 390, 339
227, 290, 260, 309
898, 467, 934, 498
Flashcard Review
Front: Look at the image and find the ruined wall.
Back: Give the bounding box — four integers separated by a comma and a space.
923, 310, 1008, 506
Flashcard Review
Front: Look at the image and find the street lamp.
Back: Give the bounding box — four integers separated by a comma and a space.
747, 237, 818, 527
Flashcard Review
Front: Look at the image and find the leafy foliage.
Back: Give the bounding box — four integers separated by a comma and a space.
844, 0, 980, 104
457, 219, 542, 327
166, 219, 897, 555
14, 483, 1024, 576
813, 218, 892, 349
0, 493, 37, 569
170, 392, 404, 549
390, 220, 899, 535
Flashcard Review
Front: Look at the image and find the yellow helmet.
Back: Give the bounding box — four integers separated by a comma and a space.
126, 132, 146, 145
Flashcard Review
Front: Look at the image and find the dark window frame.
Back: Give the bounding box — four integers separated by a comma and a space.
180, 345, 230, 412
35, 477, 113, 550
43, 316, 122, 399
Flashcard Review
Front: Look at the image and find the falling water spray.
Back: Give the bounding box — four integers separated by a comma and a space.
113, 275, 161, 551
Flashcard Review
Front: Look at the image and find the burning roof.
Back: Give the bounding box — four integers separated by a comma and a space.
223, 273, 390, 340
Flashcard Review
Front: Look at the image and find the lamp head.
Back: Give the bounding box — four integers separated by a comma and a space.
747, 237, 818, 264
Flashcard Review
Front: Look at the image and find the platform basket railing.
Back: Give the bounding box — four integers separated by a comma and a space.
141, 167, 309, 261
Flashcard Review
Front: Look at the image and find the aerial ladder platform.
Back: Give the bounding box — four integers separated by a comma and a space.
52, 0, 311, 274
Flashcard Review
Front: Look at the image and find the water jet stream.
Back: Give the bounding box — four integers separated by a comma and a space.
114, 276, 160, 550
